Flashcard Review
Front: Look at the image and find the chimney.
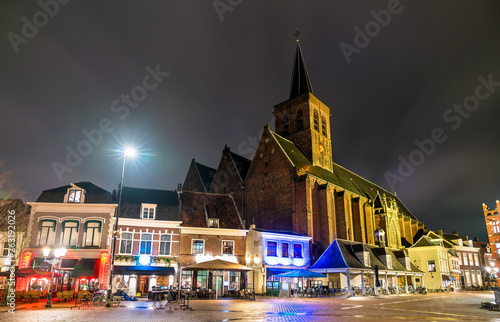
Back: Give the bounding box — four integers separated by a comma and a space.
437, 230, 443, 236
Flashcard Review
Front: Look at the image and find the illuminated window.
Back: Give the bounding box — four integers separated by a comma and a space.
267, 241, 277, 256
84, 221, 101, 247
141, 204, 156, 219
428, 260, 436, 272
222, 240, 234, 255
2, 242, 9, 256
468, 253, 473, 266
386, 255, 392, 269
120, 232, 133, 254
140, 233, 152, 255
68, 190, 82, 203
474, 254, 479, 267
209, 218, 219, 228
159, 234, 171, 256
313, 110, 319, 131
293, 244, 302, 258
282, 242, 289, 258
38, 220, 56, 246
493, 221, 500, 233
62, 221, 79, 247
191, 239, 204, 255
462, 253, 468, 266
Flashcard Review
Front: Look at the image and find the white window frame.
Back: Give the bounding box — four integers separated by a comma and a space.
139, 233, 153, 255
191, 239, 205, 255
119, 231, 133, 255
84, 220, 102, 247
386, 255, 392, 269
141, 203, 157, 220
221, 240, 234, 255
473, 254, 479, 267
38, 220, 57, 246
61, 220, 79, 247
159, 234, 172, 256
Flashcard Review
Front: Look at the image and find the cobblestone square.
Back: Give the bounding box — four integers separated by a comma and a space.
1, 292, 499, 321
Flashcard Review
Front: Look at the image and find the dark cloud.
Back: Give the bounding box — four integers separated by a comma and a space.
1, 0, 500, 241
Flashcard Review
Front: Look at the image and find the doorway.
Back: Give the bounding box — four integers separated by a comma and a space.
138, 276, 150, 295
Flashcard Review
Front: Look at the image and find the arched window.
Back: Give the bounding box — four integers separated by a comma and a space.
62, 220, 79, 247
313, 110, 319, 131
84, 220, 102, 247
321, 116, 327, 136
282, 115, 289, 135
38, 220, 56, 246
296, 109, 304, 131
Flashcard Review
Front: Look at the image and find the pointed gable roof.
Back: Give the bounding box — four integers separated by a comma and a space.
229, 151, 251, 181
183, 159, 216, 193
289, 42, 313, 99
308, 239, 350, 271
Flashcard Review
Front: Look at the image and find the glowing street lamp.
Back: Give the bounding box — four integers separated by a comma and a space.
246, 255, 260, 301
43, 247, 67, 308
106, 146, 136, 306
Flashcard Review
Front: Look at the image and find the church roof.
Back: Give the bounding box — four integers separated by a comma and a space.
194, 161, 216, 192
269, 130, 418, 220
289, 42, 313, 99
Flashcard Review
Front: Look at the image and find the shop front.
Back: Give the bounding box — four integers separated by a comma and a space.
113, 266, 175, 297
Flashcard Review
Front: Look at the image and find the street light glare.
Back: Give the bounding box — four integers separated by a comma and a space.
124, 147, 137, 157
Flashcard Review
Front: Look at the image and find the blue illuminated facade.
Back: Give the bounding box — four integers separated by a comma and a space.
246, 225, 312, 294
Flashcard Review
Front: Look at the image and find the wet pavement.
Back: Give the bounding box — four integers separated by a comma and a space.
1, 291, 499, 321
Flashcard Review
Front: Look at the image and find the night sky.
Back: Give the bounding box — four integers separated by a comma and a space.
2, 1, 500, 241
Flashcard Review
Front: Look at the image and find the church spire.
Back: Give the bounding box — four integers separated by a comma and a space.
289, 31, 313, 99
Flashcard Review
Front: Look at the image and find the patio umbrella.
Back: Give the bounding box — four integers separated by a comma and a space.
183, 259, 251, 271
184, 259, 251, 300
0, 268, 61, 277
275, 269, 326, 278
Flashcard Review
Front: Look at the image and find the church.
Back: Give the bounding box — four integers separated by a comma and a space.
184, 39, 428, 261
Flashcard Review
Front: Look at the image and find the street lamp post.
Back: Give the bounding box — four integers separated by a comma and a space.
43, 247, 67, 308
246, 255, 260, 301
107, 147, 136, 307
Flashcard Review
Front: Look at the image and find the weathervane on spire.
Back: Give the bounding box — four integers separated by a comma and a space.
294, 28, 301, 42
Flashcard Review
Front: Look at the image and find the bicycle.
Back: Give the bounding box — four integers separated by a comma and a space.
92, 289, 122, 307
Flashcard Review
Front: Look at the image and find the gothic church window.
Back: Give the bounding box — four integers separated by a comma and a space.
296, 109, 304, 131
321, 116, 327, 136
313, 110, 319, 131
282, 115, 289, 135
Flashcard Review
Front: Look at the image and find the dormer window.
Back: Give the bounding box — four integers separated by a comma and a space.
405, 257, 411, 270
386, 255, 392, 269
363, 252, 370, 267
64, 184, 86, 203
141, 204, 156, 219
209, 218, 219, 228
68, 190, 82, 203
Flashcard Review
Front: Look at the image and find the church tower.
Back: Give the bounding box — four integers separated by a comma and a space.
274, 39, 333, 172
